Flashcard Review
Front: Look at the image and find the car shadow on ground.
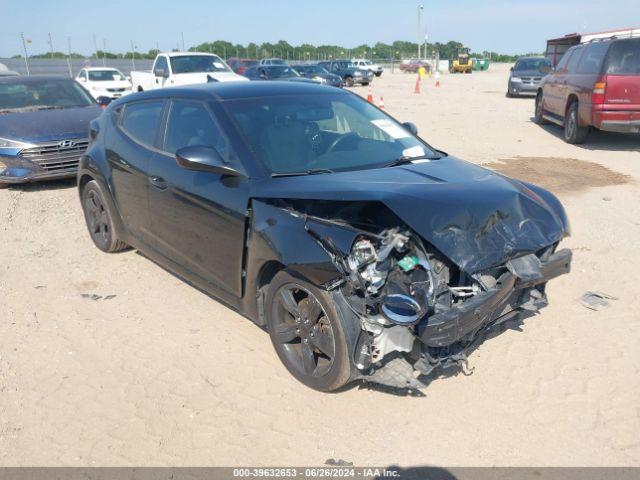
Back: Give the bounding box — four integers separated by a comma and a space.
1, 178, 77, 192
351, 312, 535, 397
529, 118, 640, 152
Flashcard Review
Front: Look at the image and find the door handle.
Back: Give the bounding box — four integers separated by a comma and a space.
149, 176, 168, 190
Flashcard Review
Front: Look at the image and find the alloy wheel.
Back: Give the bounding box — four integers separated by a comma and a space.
272, 285, 336, 378
84, 189, 110, 246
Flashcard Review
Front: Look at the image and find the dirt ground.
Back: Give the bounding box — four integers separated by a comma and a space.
1, 63, 639, 467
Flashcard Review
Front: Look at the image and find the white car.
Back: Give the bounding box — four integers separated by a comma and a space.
352, 59, 383, 77
130, 52, 248, 92
76, 67, 132, 100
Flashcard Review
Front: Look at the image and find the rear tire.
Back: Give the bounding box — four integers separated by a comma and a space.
534, 92, 549, 125
81, 180, 129, 253
564, 101, 588, 144
265, 270, 354, 392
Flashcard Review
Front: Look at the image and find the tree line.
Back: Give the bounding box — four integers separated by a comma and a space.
13, 40, 539, 62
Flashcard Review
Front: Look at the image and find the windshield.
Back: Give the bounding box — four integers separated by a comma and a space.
304, 66, 326, 74
268, 66, 299, 78
170, 55, 230, 74
514, 58, 551, 72
224, 92, 438, 174
605, 39, 640, 75
88, 69, 125, 81
0, 78, 95, 111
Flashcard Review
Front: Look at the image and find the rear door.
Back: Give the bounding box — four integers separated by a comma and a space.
559, 45, 585, 115
603, 38, 640, 109
147, 99, 250, 297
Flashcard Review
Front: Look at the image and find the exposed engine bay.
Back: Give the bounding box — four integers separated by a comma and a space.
303, 215, 571, 390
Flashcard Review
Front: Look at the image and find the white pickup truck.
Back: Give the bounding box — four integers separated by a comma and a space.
130, 52, 248, 91
352, 59, 383, 77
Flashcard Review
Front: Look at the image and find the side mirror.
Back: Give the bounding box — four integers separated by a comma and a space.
175, 146, 244, 177
402, 122, 418, 136
97, 96, 112, 109
154, 68, 168, 78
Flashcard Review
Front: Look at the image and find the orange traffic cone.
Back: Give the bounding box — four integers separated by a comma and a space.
378, 96, 385, 109
367, 86, 373, 103
414, 75, 421, 94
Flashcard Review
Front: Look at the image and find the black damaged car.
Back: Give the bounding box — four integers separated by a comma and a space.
79, 82, 572, 392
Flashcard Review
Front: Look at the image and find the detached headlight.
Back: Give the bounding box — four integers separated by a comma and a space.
0, 137, 37, 150
510, 76, 522, 83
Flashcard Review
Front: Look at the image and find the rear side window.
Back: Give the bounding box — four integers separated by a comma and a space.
566, 46, 584, 73
121, 101, 164, 147
164, 100, 229, 160
605, 39, 640, 75
576, 43, 609, 74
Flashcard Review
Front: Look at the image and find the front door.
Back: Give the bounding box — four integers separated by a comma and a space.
109, 99, 166, 242
147, 99, 249, 297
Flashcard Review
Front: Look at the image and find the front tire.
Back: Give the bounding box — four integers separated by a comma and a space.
564, 101, 588, 144
344, 76, 354, 87
534, 92, 548, 125
81, 180, 129, 253
265, 271, 354, 392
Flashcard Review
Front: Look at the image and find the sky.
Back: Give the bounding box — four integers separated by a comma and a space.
2, 0, 639, 57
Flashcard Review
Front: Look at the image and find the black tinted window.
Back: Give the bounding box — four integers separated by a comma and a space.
576, 43, 609, 74
165, 100, 228, 159
121, 101, 164, 147
606, 39, 640, 74
154, 56, 169, 74
556, 50, 573, 71
566, 47, 584, 72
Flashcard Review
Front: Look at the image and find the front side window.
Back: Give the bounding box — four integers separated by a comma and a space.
265, 66, 299, 79
120, 101, 164, 147
154, 56, 169, 74
164, 100, 228, 160
566, 47, 584, 73
576, 43, 609, 74
0, 79, 95, 111
224, 93, 437, 174
605, 39, 640, 75
170, 55, 230, 74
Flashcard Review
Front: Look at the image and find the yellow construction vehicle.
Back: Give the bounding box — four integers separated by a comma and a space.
449, 47, 473, 74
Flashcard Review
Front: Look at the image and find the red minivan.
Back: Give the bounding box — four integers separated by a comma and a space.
535, 37, 640, 143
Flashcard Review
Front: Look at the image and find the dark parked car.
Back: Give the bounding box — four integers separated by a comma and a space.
292, 64, 343, 87
227, 57, 259, 75
243, 65, 314, 83
0, 76, 101, 187
535, 37, 640, 143
318, 60, 373, 87
79, 82, 571, 392
399, 59, 430, 74
506, 57, 552, 97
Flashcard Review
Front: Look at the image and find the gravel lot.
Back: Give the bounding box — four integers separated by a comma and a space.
1, 64, 639, 467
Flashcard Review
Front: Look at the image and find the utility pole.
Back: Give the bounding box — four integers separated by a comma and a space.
93, 35, 100, 64
20, 32, 30, 75
130, 40, 136, 70
417, 4, 424, 59
181, 32, 185, 51
48, 32, 55, 59
102, 38, 107, 66
66, 37, 73, 77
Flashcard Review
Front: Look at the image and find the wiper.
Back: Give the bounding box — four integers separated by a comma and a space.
383, 154, 438, 168
271, 168, 334, 177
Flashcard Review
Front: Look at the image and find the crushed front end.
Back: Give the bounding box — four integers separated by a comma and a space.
313, 224, 572, 390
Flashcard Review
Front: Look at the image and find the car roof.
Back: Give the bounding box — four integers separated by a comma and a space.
162, 51, 219, 58
0, 75, 74, 84
84, 67, 120, 71
114, 81, 348, 103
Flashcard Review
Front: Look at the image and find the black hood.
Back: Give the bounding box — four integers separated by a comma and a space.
251, 156, 569, 274
0, 106, 102, 143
